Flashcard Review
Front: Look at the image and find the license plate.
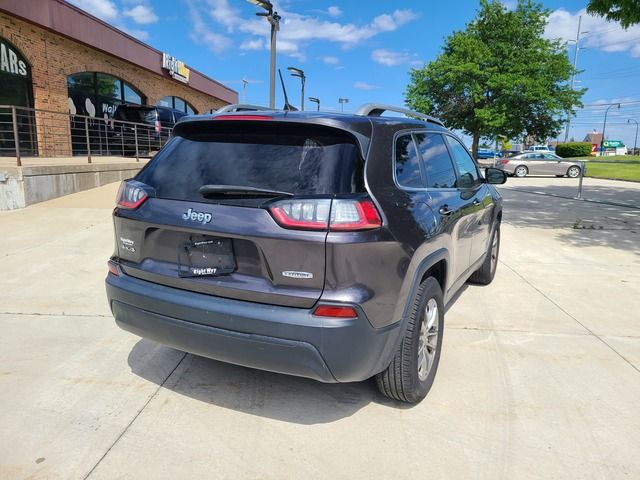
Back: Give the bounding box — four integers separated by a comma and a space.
177, 236, 236, 277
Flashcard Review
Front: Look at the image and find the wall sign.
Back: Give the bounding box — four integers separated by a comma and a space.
0, 37, 29, 77
162, 53, 190, 84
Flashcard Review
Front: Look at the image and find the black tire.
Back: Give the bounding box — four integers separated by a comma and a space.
469, 224, 500, 285
567, 165, 581, 178
514, 165, 528, 177
375, 277, 444, 404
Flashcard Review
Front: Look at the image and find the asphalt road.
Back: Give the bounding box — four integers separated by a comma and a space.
1, 178, 639, 479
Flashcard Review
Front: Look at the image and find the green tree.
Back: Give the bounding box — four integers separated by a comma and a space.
587, 0, 640, 28
405, 0, 584, 157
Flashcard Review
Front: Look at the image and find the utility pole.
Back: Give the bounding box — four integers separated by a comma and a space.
564, 16, 586, 143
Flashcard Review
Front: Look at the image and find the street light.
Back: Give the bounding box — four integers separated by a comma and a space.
600, 103, 620, 156
287, 66, 305, 111
338, 97, 349, 112
629, 119, 639, 155
247, 0, 280, 109
308, 97, 320, 111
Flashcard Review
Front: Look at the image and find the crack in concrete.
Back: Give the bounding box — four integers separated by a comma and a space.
82, 352, 188, 480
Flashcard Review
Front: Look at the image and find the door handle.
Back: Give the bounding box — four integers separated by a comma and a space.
439, 205, 454, 216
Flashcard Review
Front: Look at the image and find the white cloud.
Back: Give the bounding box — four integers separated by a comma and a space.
206, 0, 241, 32
67, 0, 118, 21
545, 8, 640, 58
354, 81, 381, 90
327, 6, 342, 17
187, 1, 233, 54
371, 48, 418, 67
123, 5, 158, 24
240, 38, 265, 51
235, 7, 418, 60
321, 56, 340, 65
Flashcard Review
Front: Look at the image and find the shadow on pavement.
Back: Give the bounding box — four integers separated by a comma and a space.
128, 339, 410, 425
504, 178, 640, 209
500, 185, 640, 253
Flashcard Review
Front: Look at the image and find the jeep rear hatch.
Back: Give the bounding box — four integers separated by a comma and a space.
112, 120, 374, 308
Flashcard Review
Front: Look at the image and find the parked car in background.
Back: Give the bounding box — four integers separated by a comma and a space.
527, 145, 554, 153
496, 152, 582, 178
476, 148, 503, 159
109, 105, 188, 155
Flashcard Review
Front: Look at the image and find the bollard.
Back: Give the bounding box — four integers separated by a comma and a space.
11, 106, 21, 167
84, 117, 92, 163
577, 160, 585, 199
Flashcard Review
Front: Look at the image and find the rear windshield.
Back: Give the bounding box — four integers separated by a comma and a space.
136, 123, 365, 201
115, 106, 156, 124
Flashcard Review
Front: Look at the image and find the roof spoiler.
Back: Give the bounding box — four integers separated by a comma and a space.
355, 103, 443, 126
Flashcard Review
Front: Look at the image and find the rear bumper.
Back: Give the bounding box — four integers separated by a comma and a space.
105, 272, 401, 383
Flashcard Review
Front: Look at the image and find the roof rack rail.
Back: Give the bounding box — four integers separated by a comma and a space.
355, 103, 443, 126
215, 103, 276, 113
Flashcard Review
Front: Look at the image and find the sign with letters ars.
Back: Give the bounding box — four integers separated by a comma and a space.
0, 38, 29, 77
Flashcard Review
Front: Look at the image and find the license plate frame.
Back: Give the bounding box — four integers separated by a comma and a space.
177, 236, 236, 278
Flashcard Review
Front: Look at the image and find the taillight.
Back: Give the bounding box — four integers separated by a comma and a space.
270, 199, 331, 230
268, 199, 382, 231
116, 180, 149, 209
330, 199, 382, 231
155, 120, 161, 133
313, 305, 358, 318
498, 159, 510, 165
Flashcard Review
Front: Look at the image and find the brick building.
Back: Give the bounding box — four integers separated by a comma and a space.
0, 0, 237, 156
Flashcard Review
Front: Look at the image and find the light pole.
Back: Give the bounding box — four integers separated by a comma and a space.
241, 78, 248, 103
287, 66, 305, 111
629, 119, 639, 155
247, 0, 280, 109
600, 103, 620, 156
308, 97, 320, 111
338, 97, 349, 112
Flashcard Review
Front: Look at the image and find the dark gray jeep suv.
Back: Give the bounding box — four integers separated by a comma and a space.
105, 104, 506, 403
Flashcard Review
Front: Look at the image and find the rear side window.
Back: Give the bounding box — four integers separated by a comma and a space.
157, 108, 173, 124
445, 136, 480, 189
114, 106, 154, 123
137, 123, 365, 201
395, 134, 423, 188
415, 133, 456, 189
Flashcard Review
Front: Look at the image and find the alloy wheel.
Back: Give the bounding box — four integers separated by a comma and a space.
417, 298, 439, 381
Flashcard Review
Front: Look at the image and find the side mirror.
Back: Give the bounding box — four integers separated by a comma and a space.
485, 167, 507, 185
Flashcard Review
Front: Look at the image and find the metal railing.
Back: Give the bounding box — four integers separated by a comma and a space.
0, 105, 174, 166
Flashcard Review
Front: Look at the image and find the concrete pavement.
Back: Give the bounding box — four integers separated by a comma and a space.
0, 180, 639, 479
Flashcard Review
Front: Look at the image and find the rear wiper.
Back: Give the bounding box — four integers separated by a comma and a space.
199, 185, 294, 198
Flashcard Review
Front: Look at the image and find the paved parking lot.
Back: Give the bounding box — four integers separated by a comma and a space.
1, 178, 639, 479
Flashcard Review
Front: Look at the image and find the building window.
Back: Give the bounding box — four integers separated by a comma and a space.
0, 36, 36, 156
67, 72, 146, 119
157, 95, 197, 114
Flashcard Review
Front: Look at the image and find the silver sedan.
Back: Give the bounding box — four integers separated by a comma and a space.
496, 152, 582, 178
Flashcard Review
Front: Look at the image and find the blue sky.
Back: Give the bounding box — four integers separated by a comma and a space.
70, 0, 640, 148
